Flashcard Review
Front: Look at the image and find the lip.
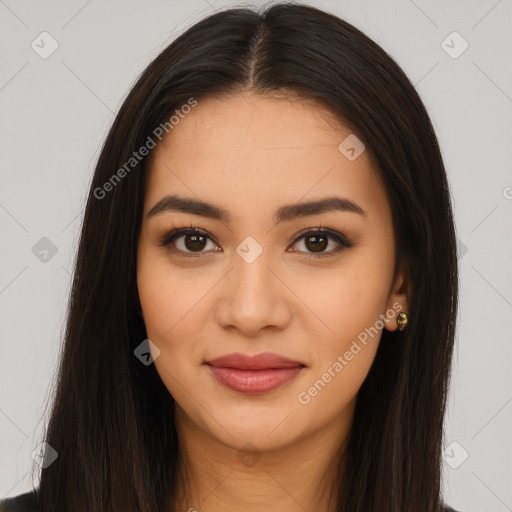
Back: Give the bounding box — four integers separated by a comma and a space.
205, 352, 306, 395
205, 352, 305, 370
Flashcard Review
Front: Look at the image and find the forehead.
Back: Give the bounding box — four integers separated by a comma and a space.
144, 92, 390, 225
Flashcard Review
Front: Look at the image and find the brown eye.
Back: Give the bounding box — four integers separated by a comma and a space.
289, 228, 353, 258
160, 228, 220, 257
303, 233, 328, 253
182, 233, 208, 251
160, 226, 353, 258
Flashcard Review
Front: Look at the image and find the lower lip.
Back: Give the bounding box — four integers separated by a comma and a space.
206, 365, 304, 394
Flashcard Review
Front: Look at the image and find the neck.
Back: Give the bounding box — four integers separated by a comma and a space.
171, 400, 354, 512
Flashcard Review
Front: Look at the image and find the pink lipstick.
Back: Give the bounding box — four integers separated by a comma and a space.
205, 352, 305, 394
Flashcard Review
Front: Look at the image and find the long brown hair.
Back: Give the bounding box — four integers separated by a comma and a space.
34, 3, 458, 511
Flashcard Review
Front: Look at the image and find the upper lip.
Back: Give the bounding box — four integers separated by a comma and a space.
205, 352, 305, 370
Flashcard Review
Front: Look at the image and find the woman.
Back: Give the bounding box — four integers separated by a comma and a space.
0, 2, 460, 511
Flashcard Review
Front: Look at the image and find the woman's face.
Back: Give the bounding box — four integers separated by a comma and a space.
137, 91, 409, 453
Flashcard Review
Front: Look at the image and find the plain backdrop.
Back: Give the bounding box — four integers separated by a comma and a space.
0, 1, 511, 511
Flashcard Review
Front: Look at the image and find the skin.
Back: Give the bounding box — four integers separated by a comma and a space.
136, 91, 411, 512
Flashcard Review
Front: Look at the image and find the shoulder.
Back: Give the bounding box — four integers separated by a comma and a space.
0, 490, 460, 512
443, 504, 461, 512
0, 490, 40, 512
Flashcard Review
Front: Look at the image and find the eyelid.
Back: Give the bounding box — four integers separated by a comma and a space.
159, 226, 219, 257
289, 227, 353, 258
159, 225, 353, 257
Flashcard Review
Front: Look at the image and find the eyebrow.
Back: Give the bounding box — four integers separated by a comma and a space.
147, 194, 366, 224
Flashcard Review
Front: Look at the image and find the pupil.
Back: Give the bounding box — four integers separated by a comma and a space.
306, 235, 327, 253
185, 234, 206, 251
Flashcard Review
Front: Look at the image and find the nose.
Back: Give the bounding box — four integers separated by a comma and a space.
214, 247, 292, 337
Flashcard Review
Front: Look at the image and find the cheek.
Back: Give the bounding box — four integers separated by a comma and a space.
136, 251, 223, 395
309, 261, 390, 346
136, 256, 202, 393
302, 254, 391, 401
137, 251, 209, 342
298, 272, 385, 413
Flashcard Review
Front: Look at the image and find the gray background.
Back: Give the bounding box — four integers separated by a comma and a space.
1, 1, 511, 510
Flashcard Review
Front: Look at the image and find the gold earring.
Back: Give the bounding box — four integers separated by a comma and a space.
397, 312, 408, 331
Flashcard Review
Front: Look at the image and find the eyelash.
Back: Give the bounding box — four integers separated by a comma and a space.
158, 224, 353, 258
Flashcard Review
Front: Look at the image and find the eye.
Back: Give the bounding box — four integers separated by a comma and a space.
159, 226, 221, 257
159, 226, 353, 258
289, 227, 353, 258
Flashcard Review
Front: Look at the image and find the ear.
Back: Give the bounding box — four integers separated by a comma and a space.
383, 261, 412, 332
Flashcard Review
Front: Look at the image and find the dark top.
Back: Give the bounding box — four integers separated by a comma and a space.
0, 489, 462, 511
0, 491, 39, 512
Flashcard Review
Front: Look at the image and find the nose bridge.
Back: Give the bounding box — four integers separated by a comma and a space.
232, 236, 277, 306
215, 236, 290, 333
235, 239, 272, 294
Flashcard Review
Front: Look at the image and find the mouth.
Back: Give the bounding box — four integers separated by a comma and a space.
204, 352, 306, 394
206, 365, 305, 394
